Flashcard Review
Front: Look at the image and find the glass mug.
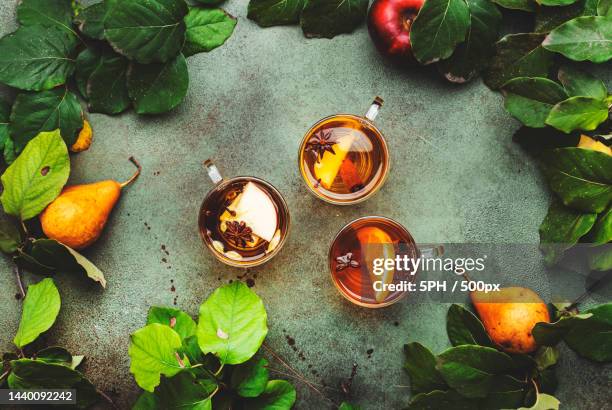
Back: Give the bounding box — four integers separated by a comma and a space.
329, 216, 442, 308
298, 97, 390, 205
198, 160, 290, 267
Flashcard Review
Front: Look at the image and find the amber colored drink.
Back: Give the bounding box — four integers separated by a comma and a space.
199, 177, 290, 267
329, 216, 418, 308
299, 109, 389, 204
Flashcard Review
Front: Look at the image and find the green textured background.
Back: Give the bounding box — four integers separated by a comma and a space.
0, 1, 610, 408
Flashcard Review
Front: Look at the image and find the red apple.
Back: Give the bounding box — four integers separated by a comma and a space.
367, 0, 425, 64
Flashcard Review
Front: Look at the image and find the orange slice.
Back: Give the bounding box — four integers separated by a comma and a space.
356, 227, 395, 303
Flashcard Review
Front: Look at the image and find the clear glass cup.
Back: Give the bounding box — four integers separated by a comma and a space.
198, 160, 290, 267
298, 97, 390, 205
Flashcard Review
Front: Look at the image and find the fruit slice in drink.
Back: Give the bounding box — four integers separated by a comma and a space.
314, 133, 355, 189
220, 182, 277, 242
356, 226, 395, 303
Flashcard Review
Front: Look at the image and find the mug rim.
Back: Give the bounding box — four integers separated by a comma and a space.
328, 215, 417, 308
198, 176, 291, 268
298, 113, 390, 206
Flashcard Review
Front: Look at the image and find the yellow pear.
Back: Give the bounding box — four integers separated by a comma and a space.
40, 157, 141, 249
471, 286, 550, 354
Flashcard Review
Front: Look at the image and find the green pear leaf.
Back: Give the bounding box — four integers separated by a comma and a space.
0, 130, 69, 221
0, 25, 77, 91
534, 0, 598, 33
484, 33, 554, 90
87, 51, 131, 115
564, 303, 612, 362
543, 16, 612, 63
491, 0, 535, 11
35, 346, 73, 366
406, 389, 479, 409
479, 375, 527, 409
13, 278, 61, 349
9, 88, 83, 152
0, 99, 9, 153
231, 357, 270, 398
446, 304, 494, 347
75, 48, 105, 98
403, 342, 447, 394
599, 0, 612, 15
129, 323, 189, 392
438, 0, 502, 83
545, 96, 609, 133
502, 77, 569, 128
127, 54, 189, 115
0, 214, 22, 254
154, 371, 215, 409
74, 0, 119, 40
300, 0, 368, 39
183, 8, 237, 57
197, 281, 268, 365
518, 393, 560, 410
17, 0, 75, 34
533, 312, 593, 345
539, 200, 597, 265
585, 205, 612, 244
557, 65, 607, 99
541, 148, 612, 213
147, 306, 197, 340
248, 0, 305, 27
243, 380, 297, 410
104, 0, 188, 64
410, 0, 471, 64
538, 0, 580, 6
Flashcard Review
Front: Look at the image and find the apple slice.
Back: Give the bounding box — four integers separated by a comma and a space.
356, 227, 395, 303
314, 133, 356, 189
223, 182, 277, 242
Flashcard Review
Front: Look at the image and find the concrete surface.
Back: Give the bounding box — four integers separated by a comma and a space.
0, 1, 610, 409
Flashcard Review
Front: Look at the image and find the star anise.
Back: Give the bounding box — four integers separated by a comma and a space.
336, 252, 360, 271
306, 129, 335, 161
224, 221, 253, 247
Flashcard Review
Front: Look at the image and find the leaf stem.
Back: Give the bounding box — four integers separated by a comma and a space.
14, 265, 26, 299
266, 367, 338, 391
97, 389, 118, 409
213, 363, 224, 377
0, 370, 9, 383
119, 157, 142, 188
262, 343, 337, 406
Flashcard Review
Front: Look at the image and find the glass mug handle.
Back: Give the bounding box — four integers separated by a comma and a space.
204, 159, 224, 185
365, 96, 384, 122
419, 245, 445, 259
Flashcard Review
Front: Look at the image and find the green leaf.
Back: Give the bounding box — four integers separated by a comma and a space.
545, 96, 609, 133
0, 99, 9, 153
154, 371, 215, 409
3, 137, 17, 165
339, 403, 361, 410
127, 54, 189, 115
403, 342, 447, 394
557, 65, 607, 99
17, 0, 75, 34
518, 393, 560, 410
599, 0, 612, 15
438, 0, 502, 83
410, 0, 471, 64
446, 304, 494, 347
13, 278, 61, 349
26, 239, 106, 287
147, 306, 197, 340
534, 346, 560, 370
244, 380, 296, 410
539, 0, 580, 6
300, 0, 368, 39
502, 77, 569, 128
534, 0, 597, 33
588, 244, 612, 270
491, 0, 535, 11
75, 47, 104, 98
585, 205, 612, 243
133, 392, 160, 410
0, 130, 69, 221
543, 16, 612, 63
541, 147, 612, 213
0, 215, 22, 254
9, 88, 83, 152
230, 357, 269, 397
564, 303, 612, 361
539, 200, 597, 264
0, 25, 77, 91
197, 281, 268, 365
436, 345, 513, 398
533, 312, 593, 345
129, 323, 189, 392
483, 33, 554, 90
183, 8, 237, 57
247, 0, 305, 27
105, 0, 188, 64
87, 51, 131, 115
480, 375, 527, 409
35, 346, 73, 366
406, 390, 479, 410
7, 359, 99, 408
75, 0, 119, 40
